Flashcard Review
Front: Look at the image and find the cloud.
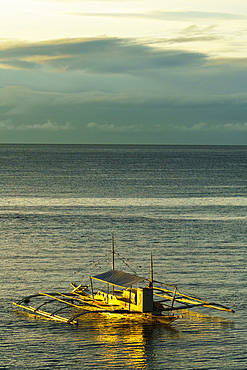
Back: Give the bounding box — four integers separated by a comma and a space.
149, 10, 246, 20
208, 57, 247, 67
173, 121, 247, 132
2, 36, 246, 81
22, 119, 73, 130
71, 9, 246, 21
0, 120, 15, 130
1, 36, 247, 144
3, 36, 247, 80
86, 121, 137, 132
86, 117, 247, 134
0, 118, 73, 131
1, 84, 247, 144
164, 24, 219, 44
0, 37, 208, 74
160, 35, 219, 45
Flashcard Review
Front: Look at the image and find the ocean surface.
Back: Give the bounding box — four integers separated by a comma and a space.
0, 144, 246, 370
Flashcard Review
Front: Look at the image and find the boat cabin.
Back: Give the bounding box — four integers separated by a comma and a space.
89, 269, 154, 313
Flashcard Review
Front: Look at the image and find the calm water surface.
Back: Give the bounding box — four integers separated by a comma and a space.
0, 145, 246, 369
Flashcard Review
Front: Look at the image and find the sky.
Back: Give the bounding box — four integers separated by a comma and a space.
1, 0, 247, 144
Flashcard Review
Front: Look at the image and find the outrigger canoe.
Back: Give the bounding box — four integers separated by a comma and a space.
13, 237, 234, 326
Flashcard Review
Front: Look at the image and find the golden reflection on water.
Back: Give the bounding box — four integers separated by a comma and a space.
76, 314, 177, 369
13, 309, 235, 369
96, 326, 147, 369
76, 310, 234, 369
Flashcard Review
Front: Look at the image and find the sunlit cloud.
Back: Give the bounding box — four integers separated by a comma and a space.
71, 10, 246, 21
0, 37, 208, 74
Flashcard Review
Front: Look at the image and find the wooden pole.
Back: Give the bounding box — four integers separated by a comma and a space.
171, 287, 177, 309
111, 234, 115, 294
112, 234, 115, 270
150, 251, 153, 287
90, 277, 94, 299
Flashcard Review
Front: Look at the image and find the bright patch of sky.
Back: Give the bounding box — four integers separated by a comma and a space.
2, 0, 247, 56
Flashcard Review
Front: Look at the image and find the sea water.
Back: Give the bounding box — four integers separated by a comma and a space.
0, 144, 246, 369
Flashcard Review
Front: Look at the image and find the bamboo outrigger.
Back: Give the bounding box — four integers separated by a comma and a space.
13, 237, 234, 326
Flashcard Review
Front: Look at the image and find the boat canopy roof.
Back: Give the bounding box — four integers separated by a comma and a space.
90, 269, 147, 288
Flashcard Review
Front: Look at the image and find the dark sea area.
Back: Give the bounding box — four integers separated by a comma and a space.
1, 144, 246, 369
